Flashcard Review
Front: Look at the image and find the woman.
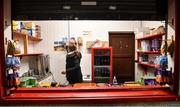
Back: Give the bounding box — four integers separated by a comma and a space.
62, 44, 83, 84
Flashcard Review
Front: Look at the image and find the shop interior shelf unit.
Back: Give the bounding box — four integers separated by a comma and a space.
136, 33, 165, 68
13, 31, 43, 58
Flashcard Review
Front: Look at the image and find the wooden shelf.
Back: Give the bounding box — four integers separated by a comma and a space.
137, 51, 161, 54
15, 53, 43, 57
28, 35, 42, 41
13, 31, 25, 38
13, 31, 42, 54
13, 31, 42, 41
137, 61, 159, 68
136, 33, 165, 40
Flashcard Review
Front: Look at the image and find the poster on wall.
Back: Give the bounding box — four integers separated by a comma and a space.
86, 40, 109, 49
77, 37, 83, 46
82, 31, 92, 37
53, 37, 68, 51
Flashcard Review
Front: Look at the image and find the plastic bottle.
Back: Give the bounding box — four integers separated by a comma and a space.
113, 76, 118, 85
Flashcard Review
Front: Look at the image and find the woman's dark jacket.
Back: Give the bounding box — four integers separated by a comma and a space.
66, 51, 82, 84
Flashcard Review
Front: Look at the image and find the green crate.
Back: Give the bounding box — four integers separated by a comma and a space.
20, 77, 37, 87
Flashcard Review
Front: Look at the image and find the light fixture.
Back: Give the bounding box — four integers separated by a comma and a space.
63, 5, 71, 10
74, 17, 79, 20
109, 6, 117, 10
81, 1, 97, 6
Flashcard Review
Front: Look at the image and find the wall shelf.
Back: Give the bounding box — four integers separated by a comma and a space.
28, 35, 42, 41
136, 33, 165, 40
137, 61, 159, 68
14, 53, 43, 59
13, 31, 42, 41
15, 53, 43, 57
137, 51, 161, 54
13, 31, 42, 54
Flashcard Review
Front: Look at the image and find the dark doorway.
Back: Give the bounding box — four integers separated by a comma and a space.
109, 32, 135, 83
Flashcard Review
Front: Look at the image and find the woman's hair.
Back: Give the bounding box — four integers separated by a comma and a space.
68, 44, 77, 52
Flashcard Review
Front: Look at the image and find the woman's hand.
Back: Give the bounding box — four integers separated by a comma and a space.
61, 71, 66, 75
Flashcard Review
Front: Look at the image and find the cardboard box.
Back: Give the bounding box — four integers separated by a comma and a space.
21, 22, 35, 30
21, 29, 35, 36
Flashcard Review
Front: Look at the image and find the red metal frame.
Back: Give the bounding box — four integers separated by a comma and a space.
0, 0, 6, 101
0, 0, 180, 104
91, 48, 94, 82
174, 0, 180, 95
91, 47, 113, 83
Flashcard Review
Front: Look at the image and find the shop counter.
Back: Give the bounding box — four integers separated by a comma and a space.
4, 83, 176, 104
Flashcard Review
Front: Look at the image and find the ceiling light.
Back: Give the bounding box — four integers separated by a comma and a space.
81, 1, 97, 5
74, 17, 79, 20
63, 6, 71, 10
109, 6, 117, 10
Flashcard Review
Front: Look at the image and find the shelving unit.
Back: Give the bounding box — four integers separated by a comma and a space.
13, 31, 42, 55
136, 33, 165, 68
91, 47, 112, 83
136, 33, 165, 40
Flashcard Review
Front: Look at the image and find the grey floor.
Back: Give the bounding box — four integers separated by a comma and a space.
3, 101, 180, 107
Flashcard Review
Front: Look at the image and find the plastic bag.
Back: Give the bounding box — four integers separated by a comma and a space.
5, 56, 20, 68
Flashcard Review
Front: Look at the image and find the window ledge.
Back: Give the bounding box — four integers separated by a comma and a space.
2, 86, 177, 104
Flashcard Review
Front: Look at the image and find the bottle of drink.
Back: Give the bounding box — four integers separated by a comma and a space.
113, 76, 118, 85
